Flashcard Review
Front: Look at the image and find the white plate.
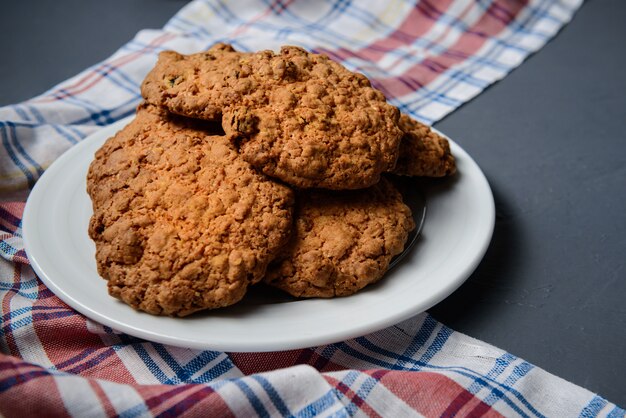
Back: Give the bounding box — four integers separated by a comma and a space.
23, 117, 494, 352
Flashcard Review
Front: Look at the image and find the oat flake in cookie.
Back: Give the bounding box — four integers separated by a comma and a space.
86, 104, 294, 316
141, 43, 403, 190
264, 178, 415, 298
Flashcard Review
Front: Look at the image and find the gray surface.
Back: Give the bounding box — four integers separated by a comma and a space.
2, 0, 625, 407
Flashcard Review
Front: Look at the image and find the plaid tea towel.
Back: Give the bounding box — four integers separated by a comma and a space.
1, 0, 623, 416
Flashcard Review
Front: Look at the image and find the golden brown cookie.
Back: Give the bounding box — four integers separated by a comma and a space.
141, 43, 402, 190
264, 178, 415, 298
392, 114, 456, 177
87, 104, 294, 316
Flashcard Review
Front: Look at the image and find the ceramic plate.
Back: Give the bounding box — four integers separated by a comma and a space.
23, 117, 494, 352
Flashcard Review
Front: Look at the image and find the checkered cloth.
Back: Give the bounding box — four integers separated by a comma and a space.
1, 0, 623, 416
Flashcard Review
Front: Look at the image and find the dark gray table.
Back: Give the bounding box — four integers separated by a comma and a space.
2, 0, 625, 406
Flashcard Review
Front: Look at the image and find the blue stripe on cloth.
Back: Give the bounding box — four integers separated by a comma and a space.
402, 2, 545, 115
396, 0, 561, 116
580, 396, 609, 418
114, 340, 173, 384
0, 315, 33, 338
339, 1, 398, 33
318, 342, 344, 365
150, 346, 235, 385
154, 345, 200, 384
251, 375, 291, 417
0, 369, 51, 394
467, 359, 537, 418
124, 345, 231, 385
62, 349, 119, 375
350, 336, 545, 417
0, 277, 40, 300
118, 402, 151, 418
443, 353, 518, 416
86, 106, 128, 126
394, 314, 438, 368
71, 104, 137, 127
198, 0, 376, 52
0, 306, 32, 325
344, 371, 380, 416
46, 90, 112, 122
0, 306, 75, 341
502, 361, 534, 387
0, 122, 38, 188
5, 122, 45, 178
476, 361, 534, 411
96, 63, 142, 95
233, 379, 271, 417
30, 309, 75, 322
45, 77, 138, 126
0, 241, 19, 259
608, 406, 626, 418
11, 105, 33, 122
292, 389, 347, 418
64, 123, 90, 141
175, 351, 230, 383
416, 324, 453, 366
154, 385, 217, 417
193, 357, 234, 382
332, 370, 359, 414
166, 15, 215, 39
21, 105, 81, 144
202, 0, 240, 25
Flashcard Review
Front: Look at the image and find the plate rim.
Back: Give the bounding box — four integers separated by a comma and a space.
22, 117, 495, 352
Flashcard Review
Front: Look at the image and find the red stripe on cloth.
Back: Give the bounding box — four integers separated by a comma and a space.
465, 394, 500, 418
377, 0, 528, 98
0, 202, 25, 219
319, 0, 455, 64
33, 32, 177, 104
0, 265, 25, 357
88, 380, 118, 417
318, 0, 527, 101
0, 202, 25, 232
10, 249, 29, 265
158, 385, 233, 418
29, 300, 136, 383
229, 349, 344, 375
372, 370, 504, 418
33, 316, 136, 383
136, 384, 235, 418
324, 375, 382, 417
0, 354, 71, 418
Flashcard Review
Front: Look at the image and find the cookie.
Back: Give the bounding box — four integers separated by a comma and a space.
87, 104, 294, 316
392, 114, 456, 177
264, 178, 415, 298
141, 43, 402, 190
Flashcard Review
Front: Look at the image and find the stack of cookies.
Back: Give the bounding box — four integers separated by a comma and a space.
87, 43, 456, 317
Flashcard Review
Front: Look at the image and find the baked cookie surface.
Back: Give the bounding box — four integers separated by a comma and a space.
393, 114, 456, 177
264, 178, 415, 298
87, 104, 294, 316
141, 44, 402, 190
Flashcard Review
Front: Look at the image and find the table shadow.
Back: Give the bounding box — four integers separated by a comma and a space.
428, 180, 523, 328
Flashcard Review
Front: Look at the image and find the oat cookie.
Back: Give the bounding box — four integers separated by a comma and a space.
87, 104, 294, 316
393, 114, 456, 177
264, 178, 415, 298
141, 43, 402, 190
